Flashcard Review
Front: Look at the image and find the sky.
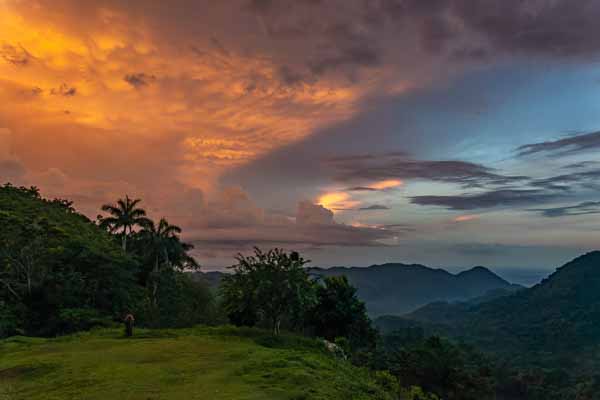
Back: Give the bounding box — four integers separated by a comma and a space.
2, 0, 600, 272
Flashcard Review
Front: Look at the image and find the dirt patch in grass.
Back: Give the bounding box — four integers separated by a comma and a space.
0, 364, 56, 380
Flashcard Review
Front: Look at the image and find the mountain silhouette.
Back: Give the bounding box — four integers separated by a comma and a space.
310, 263, 520, 316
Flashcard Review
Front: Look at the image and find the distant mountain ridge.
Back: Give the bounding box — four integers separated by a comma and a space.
192, 262, 522, 316
309, 263, 521, 316
377, 251, 600, 370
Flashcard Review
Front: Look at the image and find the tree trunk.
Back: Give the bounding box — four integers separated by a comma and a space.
272, 317, 281, 336
152, 254, 159, 307
26, 273, 31, 297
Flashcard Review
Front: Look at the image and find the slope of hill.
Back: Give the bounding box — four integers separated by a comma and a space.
310, 263, 520, 316
0, 327, 396, 400
385, 251, 600, 370
0, 185, 138, 337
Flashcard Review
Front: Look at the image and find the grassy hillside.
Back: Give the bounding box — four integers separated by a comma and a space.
0, 327, 394, 400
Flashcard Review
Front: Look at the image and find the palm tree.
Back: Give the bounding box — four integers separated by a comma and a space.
140, 218, 182, 273
99, 195, 149, 252
139, 217, 198, 305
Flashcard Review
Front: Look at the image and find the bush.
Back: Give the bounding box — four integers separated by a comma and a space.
57, 308, 112, 334
0, 303, 22, 337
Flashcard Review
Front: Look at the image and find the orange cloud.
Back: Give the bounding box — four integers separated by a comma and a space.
317, 192, 360, 211
0, 1, 374, 197
454, 215, 480, 222
369, 179, 404, 190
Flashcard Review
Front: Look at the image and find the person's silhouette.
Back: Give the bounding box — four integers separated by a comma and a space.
124, 314, 135, 337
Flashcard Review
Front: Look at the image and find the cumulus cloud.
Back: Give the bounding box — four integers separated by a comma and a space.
296, 201, 334, 225
170, 188, 396, 255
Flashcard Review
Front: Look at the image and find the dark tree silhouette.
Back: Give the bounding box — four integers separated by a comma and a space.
99, 195, 149, 251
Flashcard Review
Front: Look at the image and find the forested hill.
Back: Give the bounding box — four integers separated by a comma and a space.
0, 184, 214, 338
380, 251, 600, 369
0, 185, 137, 337
309, 263, 521, 316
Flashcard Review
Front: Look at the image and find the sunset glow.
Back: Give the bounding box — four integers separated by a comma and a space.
317, 192, 360, 211
454, 215, 480, 223
369, 180, 404, 190
2, 0, 600, 269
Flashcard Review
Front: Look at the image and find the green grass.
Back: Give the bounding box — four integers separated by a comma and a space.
0, 327, 393, 400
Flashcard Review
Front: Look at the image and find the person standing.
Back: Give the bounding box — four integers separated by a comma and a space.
124, 314, 135, 337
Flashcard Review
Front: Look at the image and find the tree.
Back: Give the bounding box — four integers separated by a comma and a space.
137, 217, 199, 306
308, 275, 376, 351
99, 195, 149, 251
0, 214, 52, 300
221, 248, 315, 335
383, 336, 494, 400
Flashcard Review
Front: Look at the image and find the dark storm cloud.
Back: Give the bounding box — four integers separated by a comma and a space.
450, 46, 489, 62
328, 153, 528, 188
454, 0, 600, 57
246, 0, 274, 13
410, 189, 558, 210
277, 65, 308, 86
359, 204, 390, 211
308, 44, 380, 76
517, 131, 600, 157
359, 0, 600, 59
529, 201, 600, 218
124, 73, 157, 88
0, 44, 32, 66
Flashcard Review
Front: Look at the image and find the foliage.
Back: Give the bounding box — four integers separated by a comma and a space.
0, 185, 214, 337
221, 248, 316, 335
308, 275, 376, 351
98, 195, 150, 252
376, 330, 494, 400
138, 270, 216, 328
0, 184, 140, 337
56, 308, 112, 334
